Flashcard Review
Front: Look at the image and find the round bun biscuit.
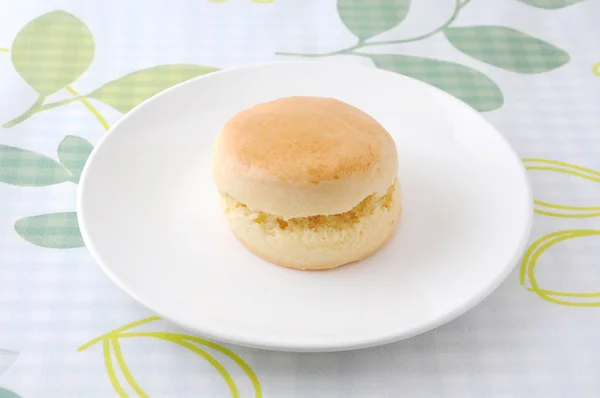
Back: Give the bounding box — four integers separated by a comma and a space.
212, 96, 401, 270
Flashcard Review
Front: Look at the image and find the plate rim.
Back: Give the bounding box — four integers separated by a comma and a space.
78, 60, 533, 352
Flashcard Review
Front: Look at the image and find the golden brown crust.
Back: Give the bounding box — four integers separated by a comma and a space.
219, 96, 395, 183
212, 96, 399, 218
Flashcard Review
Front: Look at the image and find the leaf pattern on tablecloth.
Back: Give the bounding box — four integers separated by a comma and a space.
276, 0, 573, 112
0, 11, 218, 250
0, 350, 21, 398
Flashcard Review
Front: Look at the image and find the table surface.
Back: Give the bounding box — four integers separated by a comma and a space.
1, 0, 600, 397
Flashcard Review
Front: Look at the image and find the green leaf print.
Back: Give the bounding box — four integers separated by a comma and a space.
337, 0, 411, 41
88, 64, 219, 113
0, 388, 21, 398
0, 145, 71, 187
15, 212, 84, 249
57, 135, 94, 183
0, 350, 19, 398
0, 350, 18, 376
444, 26, 570, 73
11, 10, 94, 96
516, 0, 585, 9
370, 54, 503, 112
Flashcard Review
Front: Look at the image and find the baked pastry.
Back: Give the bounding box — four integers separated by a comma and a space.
212, 96, 401, 270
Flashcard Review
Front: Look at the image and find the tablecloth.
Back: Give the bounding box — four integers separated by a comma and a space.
1, 0, 600, 396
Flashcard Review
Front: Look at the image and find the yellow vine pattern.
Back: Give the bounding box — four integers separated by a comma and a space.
65, 85, 110, 131
79, 316, 262, 397
520, 229, 600, 306
521, 158, 600, 307
523, 158, 600, 218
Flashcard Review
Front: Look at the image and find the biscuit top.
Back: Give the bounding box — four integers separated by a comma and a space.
212, 96, 399, 218
219, 96, 393, 183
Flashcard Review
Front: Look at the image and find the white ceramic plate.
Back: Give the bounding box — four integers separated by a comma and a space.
78, 61, 532, 352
